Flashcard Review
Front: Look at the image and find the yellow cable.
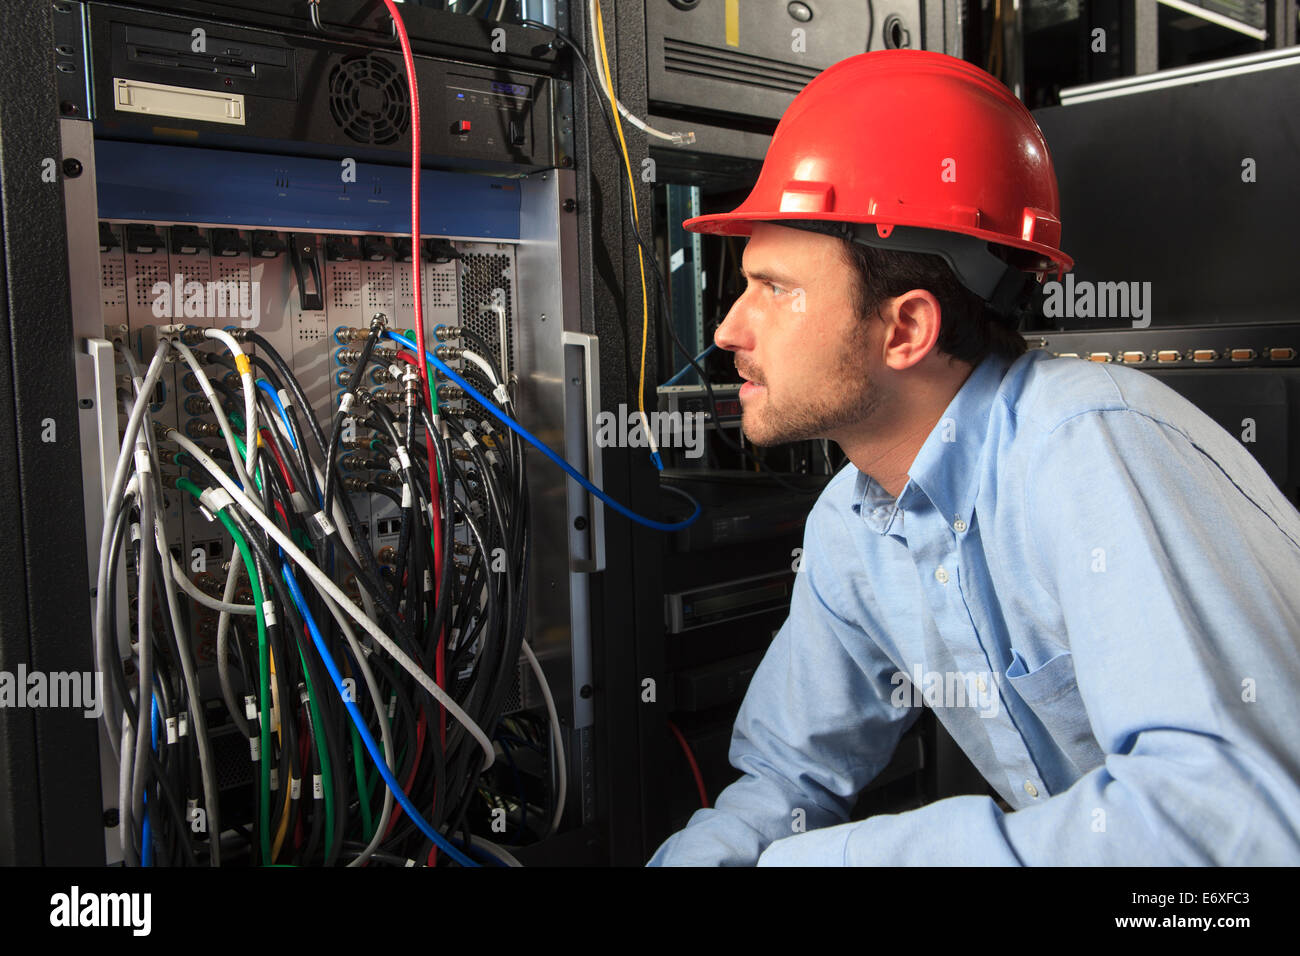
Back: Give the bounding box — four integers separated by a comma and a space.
593, 2, 656, 456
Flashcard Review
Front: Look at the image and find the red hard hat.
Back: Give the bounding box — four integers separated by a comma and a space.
684, 50, 1073, 313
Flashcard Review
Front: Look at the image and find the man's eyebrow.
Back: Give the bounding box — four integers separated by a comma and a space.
739, 264, 800, 286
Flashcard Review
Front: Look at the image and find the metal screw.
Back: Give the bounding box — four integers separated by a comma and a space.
579, 684, 593, 699
103, 808, 119, 828
62, 158, 83, 178
562, 198, 577, 213
573, 516, 587, 531
59, 100, 79, 116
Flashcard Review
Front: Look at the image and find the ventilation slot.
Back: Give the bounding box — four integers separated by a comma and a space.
663, 37, 820, 94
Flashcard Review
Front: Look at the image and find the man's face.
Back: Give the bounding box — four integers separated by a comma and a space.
714, 223, 885, 447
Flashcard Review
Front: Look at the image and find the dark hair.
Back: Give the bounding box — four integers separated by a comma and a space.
840, 239, 1029, 366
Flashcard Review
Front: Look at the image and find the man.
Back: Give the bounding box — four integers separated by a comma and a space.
648, 50, 1300, 865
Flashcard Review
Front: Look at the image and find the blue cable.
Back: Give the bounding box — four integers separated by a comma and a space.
142, 694, 159, 867
384, 330, 701, 532
662, 344, 716, 387
453, 839, 510, 867
277, 561, 479, 868
255, 379, 299, 450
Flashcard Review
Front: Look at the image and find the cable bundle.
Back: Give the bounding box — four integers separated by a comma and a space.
94, 317, 557, 867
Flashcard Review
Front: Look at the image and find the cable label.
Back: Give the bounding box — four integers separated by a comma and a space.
312, 774, 323, 799
244, 695, 258, 722
178, 712, 188, 738
493, 384, 510, 405
199, 487, 234, 514
387, 694, 397, 720
234, 354, 252, 377
278, 388, 292, 409
261, 601, 277, 628
311, 511, 336, 537
291, 490, 313, 514
269, 768, 278, 791
401, 484, 413, 509
290, 777, 302, 800
165, 716, 178, 745
249, 735, 260, 760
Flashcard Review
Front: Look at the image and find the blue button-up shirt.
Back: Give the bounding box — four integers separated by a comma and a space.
648, 349, 1300, 865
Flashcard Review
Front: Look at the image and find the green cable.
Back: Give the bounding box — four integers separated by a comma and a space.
178, 472, 339, 862
351, 722, 373, 842
175, 476, 271, 865
196, 443, 340, 859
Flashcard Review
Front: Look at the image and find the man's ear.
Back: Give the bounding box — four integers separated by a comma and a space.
880, 289, 942, 371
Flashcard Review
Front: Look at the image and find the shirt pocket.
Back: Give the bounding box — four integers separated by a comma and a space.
1005, 649, 1106, 775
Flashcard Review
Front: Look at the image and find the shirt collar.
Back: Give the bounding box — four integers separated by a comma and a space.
850, 352, 1012, 535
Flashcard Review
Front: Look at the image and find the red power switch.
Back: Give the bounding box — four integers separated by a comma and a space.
453, 120, 471, 134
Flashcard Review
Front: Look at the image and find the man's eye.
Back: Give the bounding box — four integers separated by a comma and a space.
770, 284, 788, 296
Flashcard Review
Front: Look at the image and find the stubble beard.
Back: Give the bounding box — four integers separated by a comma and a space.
741, 336, 883, 446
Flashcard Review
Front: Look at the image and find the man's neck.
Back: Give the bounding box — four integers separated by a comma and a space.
836, 360, 977, 499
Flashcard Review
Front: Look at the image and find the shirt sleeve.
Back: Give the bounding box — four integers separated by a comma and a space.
756, 407, 1300, 865
646, 496, 922, 866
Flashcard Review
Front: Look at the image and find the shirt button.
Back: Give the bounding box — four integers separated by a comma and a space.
953, 518, 967, 533
1024, 781, 1039, 798
934, 566, 949, 584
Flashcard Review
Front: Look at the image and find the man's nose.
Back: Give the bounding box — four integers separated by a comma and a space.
713, 299, 749, 353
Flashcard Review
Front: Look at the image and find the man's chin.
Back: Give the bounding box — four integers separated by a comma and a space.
741, 418, 805, 448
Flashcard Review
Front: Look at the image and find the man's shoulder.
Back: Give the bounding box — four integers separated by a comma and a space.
999, 350, 1210, 438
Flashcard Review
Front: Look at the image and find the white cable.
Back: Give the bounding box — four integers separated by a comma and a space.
521, 639, 566, 836
587, 0, 695, 145
202, 328, 259, 478
459, 348, 501, 386
166, 428, 496, 770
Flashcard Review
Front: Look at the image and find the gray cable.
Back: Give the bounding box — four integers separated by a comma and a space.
118, 710, 136, 864
152, 514, 222, 865
129, 477, 154, 850
167, 554, 255, 615
215, 544, 251, 739
94, 338, 169, 745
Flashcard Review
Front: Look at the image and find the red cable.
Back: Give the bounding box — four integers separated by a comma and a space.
383, 0, 446, 866
259, 429, 296, 493
667, 720, 710, 809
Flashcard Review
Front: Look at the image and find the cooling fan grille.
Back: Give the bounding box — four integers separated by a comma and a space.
328, 53, 410, 146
